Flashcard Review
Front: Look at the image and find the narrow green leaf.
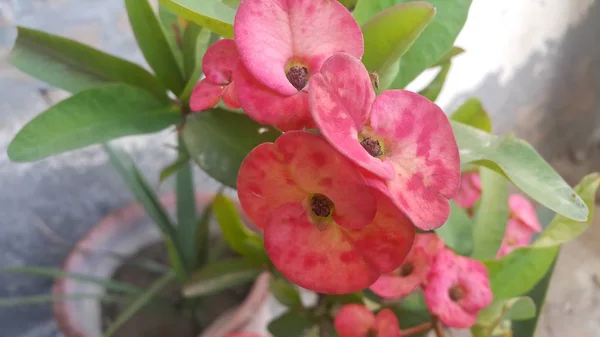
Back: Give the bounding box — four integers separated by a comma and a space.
432, 46, 465, 66
451, 98, 493, 133
125, 0, 185, 94
212, 195, 268, 262
165, 237, 188, 281
182, 108, 281, 188
472, 297, 536, 337
158, 4, 184, 70
452, 121, 588, 222
159, 153, 190, 183
471, 168, 509, 259
175, 136, 197, 272
103, 271, 175, 337
183, 23, 211, 78
268, 310, 316, 337
270, 277, 302, 309
182, 258, 261, 298
159, 0, 235, 38
180, 32, 219, 102
8, 84, 178, 162
417, 61, 450, 101
2, 266, 144, 295
361, 2, 435, 79
195, 203, 213, 268
8, 26, 165, 97
436, 201, 473, 256
0, 294, 125, 307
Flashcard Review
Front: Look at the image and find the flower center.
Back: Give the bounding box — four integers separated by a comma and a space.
448, 285, 465, 302
398, 263, 414, 277
310, 194, 334, 218
366, 329, 378, 337
506, 236, 517, 246
360, 137, 383, 157
286, 66, 309, 91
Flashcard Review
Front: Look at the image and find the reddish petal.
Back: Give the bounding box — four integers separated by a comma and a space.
190, 79, 224, 112
454, 172, 482, 209
235, 0, 363, 96
265, 203, 380, 294
375, 309, 401, 337
309, 53, 395, 181
234, 62, 313, 131
369, 90, 460, 230
237, 142, 306, 229
509, 194, 542, 232
455, 256, 493, 314
203, 39, 239, 84
222, 82, 241, 109
334, 304, 376, 337
369, 248, 429, 299
413, 233, 445, 260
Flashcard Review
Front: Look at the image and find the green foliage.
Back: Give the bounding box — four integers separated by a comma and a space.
451, 98, 493, 133
180, 31, 218, 102
418, 61, 450, 101
175, 138, 197, 272
182, 108, 281, 188
471, 168, 509, 259
361, 2, 435, 88
158, 4, 185, 70
159, 0, 235, 38
268, 310, 316, 337
182, 258, 262, 298
9, 27, 165, 97
125, 0, 185, 95
472, 297, 536, 337
452, 122, 588, 221
8, 84, 178, 162
270, 277, 303, 309
436, 201, 473, 256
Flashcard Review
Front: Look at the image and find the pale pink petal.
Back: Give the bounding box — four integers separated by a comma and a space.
265, 203, 380, 294
509, 194, 542, 232
222, 82, 241, 109
335, 304, 376, 337
203, 39, 239, 84
227, 334, 262, 337
413, 233, 445, 259
369, 90, 460, 230
234, 0, 363, 96
370, 248, 430, 299
309, 53, 395, 181
496, 219, 535, 257
454, 172, 482, 209
276, 131, 376, 230
455, 256, 493, 314
234, 62, 313, 131
375, 309, 402, 337
190, 79, 224, 112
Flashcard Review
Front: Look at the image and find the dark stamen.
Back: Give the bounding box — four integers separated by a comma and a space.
449, 285, 464, 302
361, 138, 383, 157
311, 194, 334, 218
286, 66, 309, 91
366, 329, 378, 337
399, 263, 414, 277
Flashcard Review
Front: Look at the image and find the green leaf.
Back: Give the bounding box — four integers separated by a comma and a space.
180, 32, 219, 102
268, 310, 316, 337
389, 0, 472, 88
125, 0, 185, 95
326, 292, 365, 306
182, 23, 210, 79
471, 168, 509, 259
0, 293, 125, 307
158, 4, 184, 70
452, 121, 588, 222
361, 2, 435, 81
473, 297, 536, 337
400, 291, 428, 312
2, 266, 144, 295
436, 201, 473, 256
432, 46, 465, 66
175, 137, 197, 272
417, 61, 450, 102
195, 203, 213, 268
9, 26, 165, 97
211, 194, 268, 262
159, 153, 190, 183
103, 271, 175, 337
270, 277, 303, 309
182, 258, 262, 298
508, 297, 537, 321
159, 0, 235, 38
8, 84, 178, 162
450, 98, 493, 133
338, 0, 358, 11
182, 108, 281, 188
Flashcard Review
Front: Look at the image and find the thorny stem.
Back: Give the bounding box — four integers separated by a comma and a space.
400, 322, 433, 336
432, 316, 446, 337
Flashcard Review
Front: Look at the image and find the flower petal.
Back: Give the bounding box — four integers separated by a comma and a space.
190, 79, 224, 112
497, 219, 535, 257
309, 53, 395, 181
369, 90, 460, 230
265, 203, 380, 294
375, 309, 401, 337
234, 0, 363, 96
203, 39, 239, 84
334, 304, 376, 337
509, 194, 542, 232
455, 255, 493, 314
222, 82, 241, 109
234, 62, 313, 131
413, 233, 445, 260
369, 248, 429, 299
454, 172, 482, 209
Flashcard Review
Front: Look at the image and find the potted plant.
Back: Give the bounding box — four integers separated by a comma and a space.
2, 1, 598, 337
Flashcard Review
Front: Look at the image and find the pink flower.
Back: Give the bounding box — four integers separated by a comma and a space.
454, 172, 482, 210
424, 249, 493, 328
309, 53, 460, 230
370, 233, 444, 298
237, 131, 415, 294
190, 39, 240, 111
497, 194, 542, 257
334, 304, 401, 337
233, 0, 363, 130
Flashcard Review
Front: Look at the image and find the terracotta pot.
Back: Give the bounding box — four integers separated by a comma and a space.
53, 193, 271, 337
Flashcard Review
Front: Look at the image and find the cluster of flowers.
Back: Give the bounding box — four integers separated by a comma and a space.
192, 0, 461, 295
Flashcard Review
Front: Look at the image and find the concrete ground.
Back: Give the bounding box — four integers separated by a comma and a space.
0, 0, 599, 336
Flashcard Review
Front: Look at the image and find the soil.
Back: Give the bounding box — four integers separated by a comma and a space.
101, 243, 251, 337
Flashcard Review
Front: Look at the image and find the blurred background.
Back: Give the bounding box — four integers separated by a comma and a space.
0, 0, 599, 336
